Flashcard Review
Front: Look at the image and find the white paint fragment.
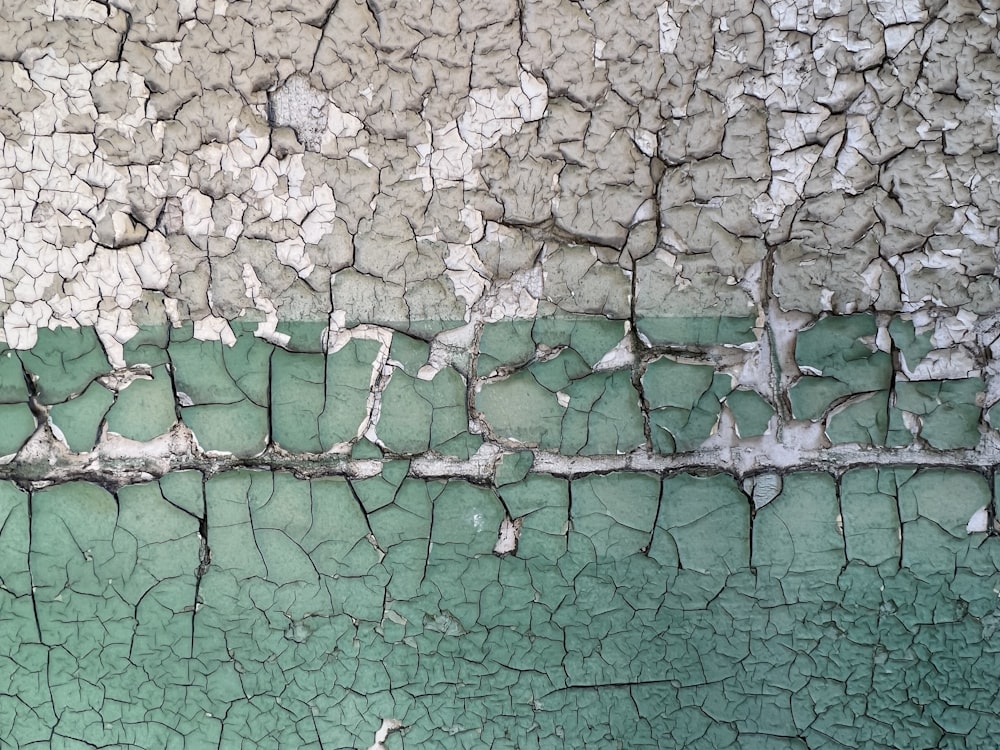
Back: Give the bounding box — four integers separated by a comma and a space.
326, 102, 364, 138
275, 237, 315, 278
429, 121, 475, 184
300, 185, 338, 244
630, 129, 658, 158
747, 473, 782, 510
517, 70, 548, 122
444, 243, 489, 308
241, 264, 289, 347
460, 206, 485, 244
752, 146, 822, 225
422, 323, 477, 378
180, 190, 215, 249
479, 267, 542, 322
4, 301, 52, 350
967, 506, 989, 534
151, 42, 182, 73
594, 39, 606, 67
657, 2, 681, 54
193, 317, 236, 346
493, 516, 522, 555
593, 332, 635, 371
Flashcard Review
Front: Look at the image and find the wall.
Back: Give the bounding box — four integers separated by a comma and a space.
1, 0, 1000, 747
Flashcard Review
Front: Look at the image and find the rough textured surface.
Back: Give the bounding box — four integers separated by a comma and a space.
4, 468, 1000, 748
2, 0, 1000, 747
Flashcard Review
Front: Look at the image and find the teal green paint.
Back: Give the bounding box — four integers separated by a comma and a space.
351, 436, 383, 458
170, 323, 268, 405
570, 471, 659, 559
752, 472, 843, 600
636, 315, 756, 346
0, 348, 29, 403
0, 347, 35, 455
2, 318, 999, 747
477, 370, 565, 448
378, 365, 478, 456
352, 458, 409, 512
561, 369, 644, 455
167, 323, 273, 455
841, 468, 902, 570
183, 400, 269, 456
529, 346, 592, 392
273, 319, 329, 352
387, 330, 430, 373
494, 450, 533, 486
789, 313, 891, 420
123, 323, 171, 367
49, 381, 113, 452
18, 327, 109, 404
531, 316, 626, 367
477, 319, 534, 376
0, 402, 34, 455
655, 472, 750, 576
888, 316, 934, 372
0, 320, 985, 458
825, 389, 889, 445
270, 338, 379, 452
894, 378, 984, 449
498, 473, 569, 561
644, 358, 726, 452
897, 468, 990, 576
4, 468, 1000, 747
106, 364, 177, 441
157, 468, 204, 517
725, 388, 774, 437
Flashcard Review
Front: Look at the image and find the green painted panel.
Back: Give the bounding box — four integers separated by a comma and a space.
105, 364, 177, 441
49, 381, 114, 452
0, 317, 997, 748
17, 327, 109, 404
1, 469, 1000, 747
636, 315, 757, 346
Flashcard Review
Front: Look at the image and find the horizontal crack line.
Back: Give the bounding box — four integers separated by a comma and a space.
4, 425, 1000, 489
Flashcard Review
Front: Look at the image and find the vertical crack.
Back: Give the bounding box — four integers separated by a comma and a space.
190, 474, 211, 659
25, 489, 43, 644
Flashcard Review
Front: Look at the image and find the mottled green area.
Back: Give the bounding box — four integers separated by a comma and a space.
494, 450, 533, 486
888, 317, 934, 372
826, 390, 889, 446
17, 326, 109, 404
5, 468, 1000, 748
783, 316, 985, 449
0, 349, 35, 455
477, 317, 643, 453
170, 322, 272, 456
477, 319, 535, 377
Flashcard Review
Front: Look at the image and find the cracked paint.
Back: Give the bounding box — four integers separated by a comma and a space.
3, 0, 1000, 747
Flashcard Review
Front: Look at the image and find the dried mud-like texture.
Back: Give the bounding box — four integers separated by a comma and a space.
3, 0, 1000, 747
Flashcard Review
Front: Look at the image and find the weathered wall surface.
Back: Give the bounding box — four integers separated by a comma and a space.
2, 0, 1000, 747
